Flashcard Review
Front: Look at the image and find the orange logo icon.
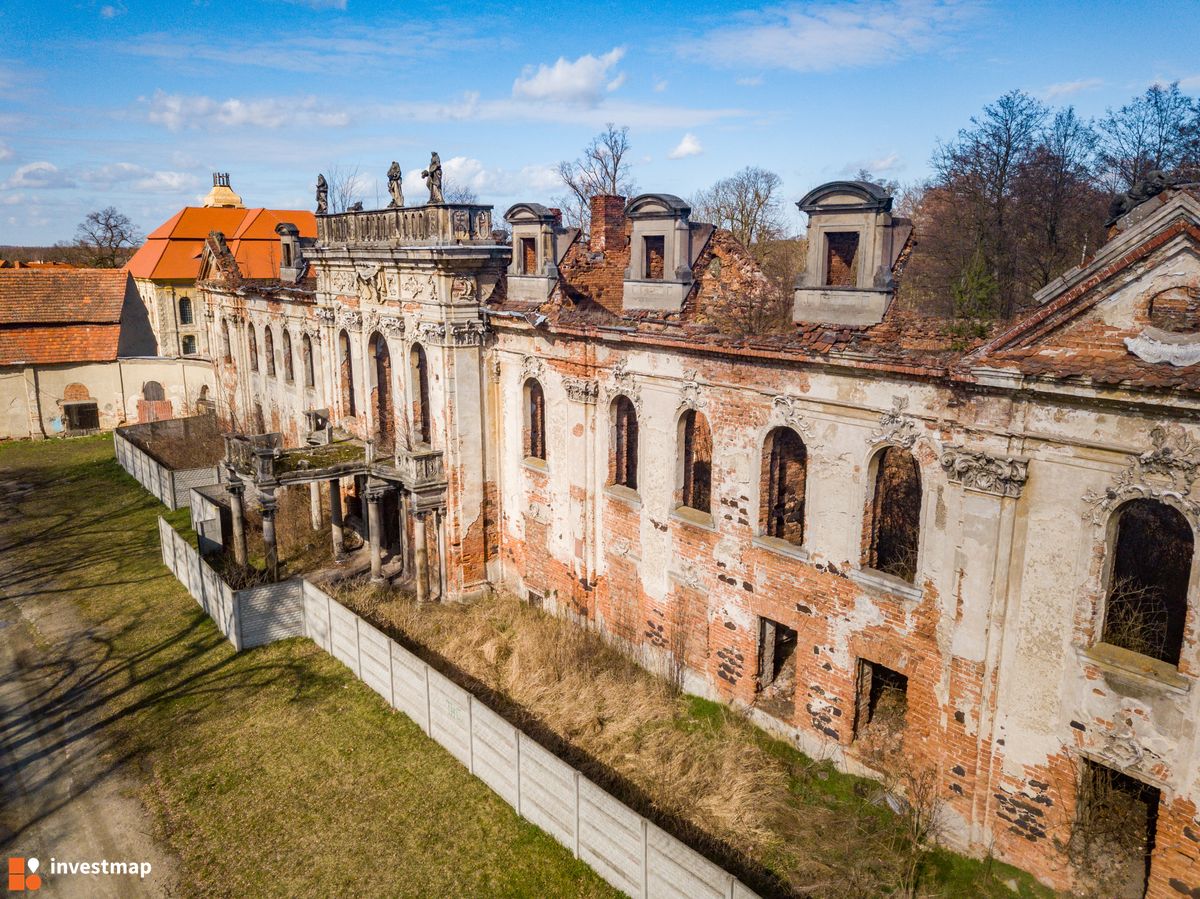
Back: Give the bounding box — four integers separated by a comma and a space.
7, 859, 41, 892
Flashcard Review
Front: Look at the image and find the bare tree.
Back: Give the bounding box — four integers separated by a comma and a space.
690, 166, 786, 256
325, 164, 364, 213
74, 207, 141, 268
443, 183, 479, 204
555, 123, 635, 232
1097, 82, 1200, 192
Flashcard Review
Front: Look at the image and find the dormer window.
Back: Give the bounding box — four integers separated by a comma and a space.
793, 180, 912, 327
503, 203, 578, 302
622, 194, 709, 313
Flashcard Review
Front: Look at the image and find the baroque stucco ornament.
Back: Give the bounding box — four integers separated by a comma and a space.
521, 355, 544, 381
941, 447, 1029, 497
563, 377, 599, 404
771, 395, 813, 440
677, 369, 706, 413
605, 358, 643, 414
871, 396, 919, 448
1083, 424, 1200, 522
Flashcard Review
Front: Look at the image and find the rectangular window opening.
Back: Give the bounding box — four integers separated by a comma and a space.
756, 617, 798, 717
644, 235, 666, 280
520, 237, 537, 274
1074, 759, 1159, 899
825, 231, 860, 287
64, 402, 99, 433
855, 659, 908, 740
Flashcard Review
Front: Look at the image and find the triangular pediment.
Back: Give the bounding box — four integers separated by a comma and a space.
959, 190, 1200, 393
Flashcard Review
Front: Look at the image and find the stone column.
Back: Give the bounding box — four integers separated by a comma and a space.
260, 487, 279, 581
435, 507, 447, 602
414, 510, 429, 603
397, 491, 409, 577
227, 475, 248, 567
309, 481, 322, 531
366, 480, 386, 583
329, 478, 345, 559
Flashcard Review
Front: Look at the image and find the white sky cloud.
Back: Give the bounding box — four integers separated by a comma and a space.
5, 161, 74, 189
512, 48, 626, 106
690, 0, 979, 72
0, 140, 12, 162
143, 90, 352, 131
736, 76, 764, 87
1039, 77, 1104, 100
668, 133, 703, 159
79, 162, 199, 193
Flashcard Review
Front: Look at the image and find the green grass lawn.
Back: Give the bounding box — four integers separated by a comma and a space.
0, 436, 616, 898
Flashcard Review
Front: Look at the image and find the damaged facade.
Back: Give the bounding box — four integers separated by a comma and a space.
196, 169, 1200, 896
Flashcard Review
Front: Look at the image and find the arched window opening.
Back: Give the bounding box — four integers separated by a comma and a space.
863, 446, 922, 583
761, 427, 807, 546
678, 409, 712, 514
221, 319, 232, 363
1103, 499, 1193, 665
264, 327, 276, 377
610, 395, 638, 489
248, 327, 259, 371
369, 332, 393, 447
282, 330, 295, 382
339, 330, 356, 417
178, 295, 193, 325
142, 381, 165, 402
302, 334, 315, 387
410, 344, 431, 445
181, 335, 197, 356
524, 378, 546, 461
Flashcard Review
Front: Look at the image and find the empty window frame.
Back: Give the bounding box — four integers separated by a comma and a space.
762, 427, 807, 545
520, 237, 537, 274
282, 330, 294, 382
854, 659, 908, 737
825, 231, 860, 287
757, 616, 798, 693
678, 409, 712, 514
264, 327, 276, 377
302, 334, 315, 387
524, 378, 546, 461
863, 446, 922, 583
610, 395, 639, 489
248, 327, 259, 371
410, 343, 431, 445
181, 334, 197, 355
339, 330, 356, 416
1103, 499, 1193, 666
221, 319, 233, 363
1075, 759, 1160, 899
644, 235, 666, 280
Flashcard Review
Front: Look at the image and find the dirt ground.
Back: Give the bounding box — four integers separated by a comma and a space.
0, 476, 178, 897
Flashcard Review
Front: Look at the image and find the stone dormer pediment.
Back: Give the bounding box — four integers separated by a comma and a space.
504, 202, 578, 303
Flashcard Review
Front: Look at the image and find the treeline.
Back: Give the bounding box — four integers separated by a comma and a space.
901, 83, 1200, 321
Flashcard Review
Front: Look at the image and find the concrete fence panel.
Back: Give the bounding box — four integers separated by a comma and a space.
329, 601, 361, 677
469, 698, 520, 809
303, 584, 332, 653
389, 640, 430, 735
427, 668, 473, 769
578, 775, 646, 899
238, 581, 304, 649
518, 733, 578, 854
646, 823, 734, 899
356, 618, 393, 705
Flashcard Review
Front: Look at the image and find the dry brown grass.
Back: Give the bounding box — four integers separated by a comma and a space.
327, 583, 978, 897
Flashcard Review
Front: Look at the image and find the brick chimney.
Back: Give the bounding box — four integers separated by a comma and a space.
590, 194, 626, 252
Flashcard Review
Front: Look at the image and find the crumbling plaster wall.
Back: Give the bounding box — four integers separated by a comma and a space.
488, 323, 1200, 892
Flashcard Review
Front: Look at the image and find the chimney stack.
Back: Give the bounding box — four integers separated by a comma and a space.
590, 194, 626, 252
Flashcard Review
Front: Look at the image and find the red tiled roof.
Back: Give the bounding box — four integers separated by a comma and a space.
0, 268, 129, 325
0, 324, 121, 366
127, 206, 316, 281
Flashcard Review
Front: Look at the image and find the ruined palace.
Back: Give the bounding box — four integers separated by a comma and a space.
194, 164, 1200, 896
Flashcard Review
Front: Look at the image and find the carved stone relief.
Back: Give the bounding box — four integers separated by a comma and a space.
771, 395, 813, 440
871, 396, 919, 448
1084, 424, 1200, 522
564, 377, 599, 404
522, 355, 545, 381
940, 447, 1029, 497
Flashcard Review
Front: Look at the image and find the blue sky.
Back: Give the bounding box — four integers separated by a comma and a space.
1, 0, 1198, 245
